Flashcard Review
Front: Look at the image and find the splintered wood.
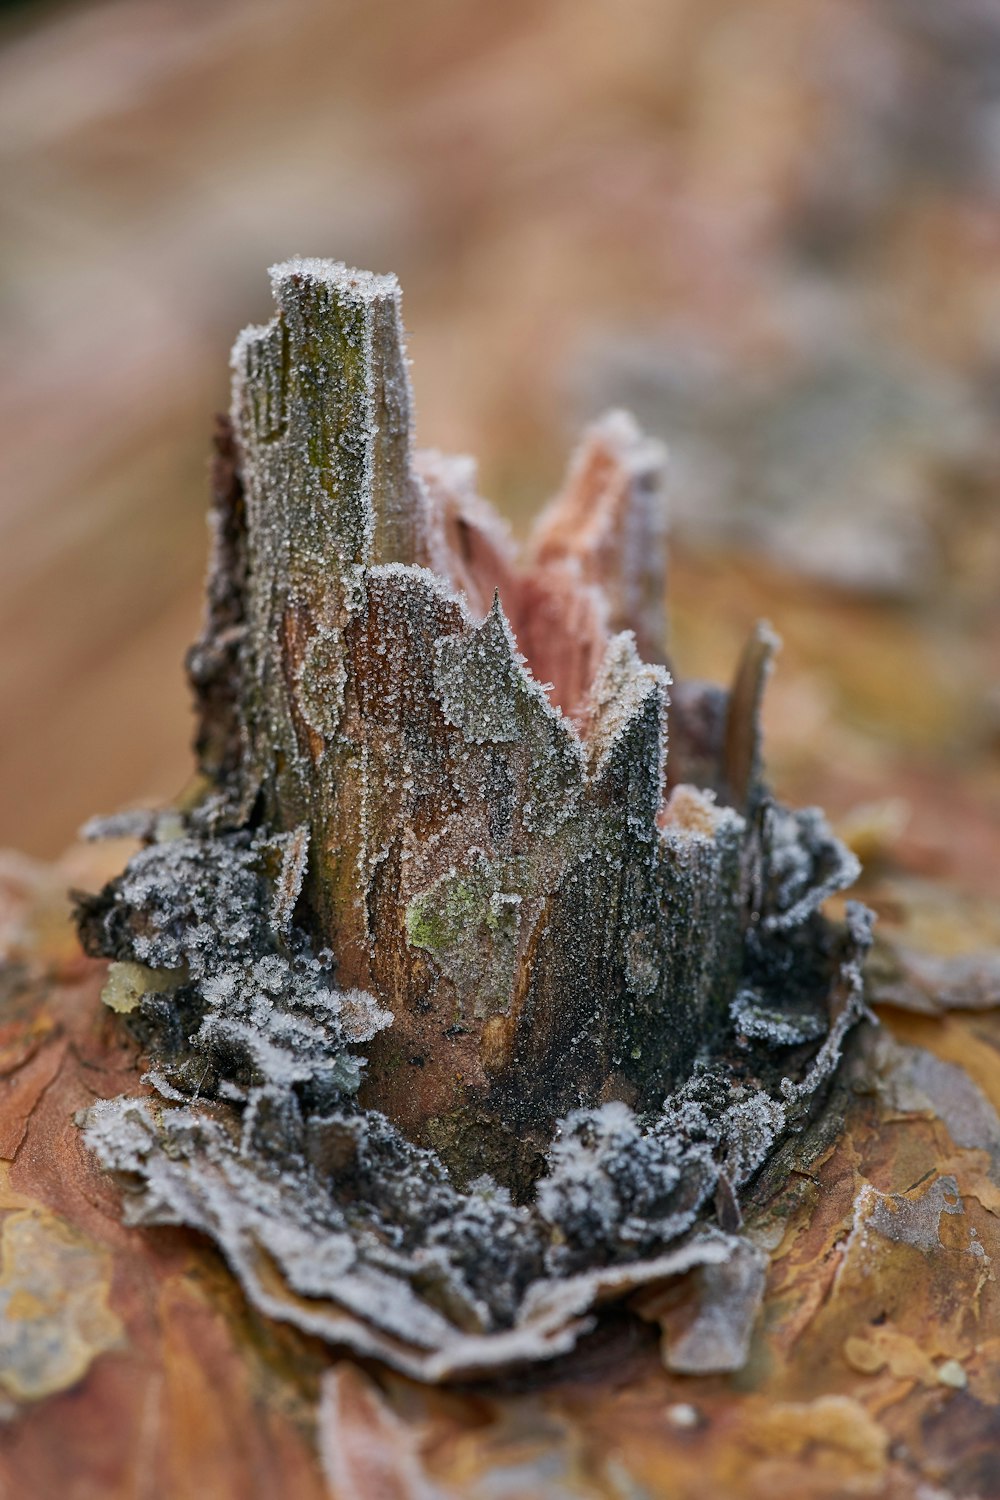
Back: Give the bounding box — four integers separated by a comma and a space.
218, 261, 832, 1187
3, 256, 996, 1495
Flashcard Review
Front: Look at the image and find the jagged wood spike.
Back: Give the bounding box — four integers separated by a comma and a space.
723, 619, 780, 812
529, 409, 670, 672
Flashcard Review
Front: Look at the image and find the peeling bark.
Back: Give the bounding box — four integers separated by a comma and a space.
1, 240, 997, 1476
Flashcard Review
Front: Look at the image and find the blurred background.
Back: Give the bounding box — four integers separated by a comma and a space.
1, 0, 998, 910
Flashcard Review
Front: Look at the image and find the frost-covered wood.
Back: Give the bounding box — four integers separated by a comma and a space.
76, 258, 867, 1378
217, 260, 780, 1187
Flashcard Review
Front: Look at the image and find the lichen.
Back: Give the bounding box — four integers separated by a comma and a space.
0, 1211, 121, 1402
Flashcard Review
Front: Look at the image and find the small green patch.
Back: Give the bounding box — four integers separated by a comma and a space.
406, 877, 484, 954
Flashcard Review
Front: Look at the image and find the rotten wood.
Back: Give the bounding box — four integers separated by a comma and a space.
219, 260, 763, 1186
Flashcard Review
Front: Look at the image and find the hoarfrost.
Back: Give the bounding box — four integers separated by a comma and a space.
762, 804, 861, 932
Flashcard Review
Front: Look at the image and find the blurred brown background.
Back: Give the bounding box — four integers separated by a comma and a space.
1, 0, 998, 898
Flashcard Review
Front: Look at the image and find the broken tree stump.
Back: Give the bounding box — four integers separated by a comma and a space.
191, 260, 812, 1188
75, 259, 866, 1377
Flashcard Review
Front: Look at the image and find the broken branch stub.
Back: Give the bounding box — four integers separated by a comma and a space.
191, 259, 823, 1190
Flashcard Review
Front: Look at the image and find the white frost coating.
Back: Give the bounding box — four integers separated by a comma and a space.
78, 722, 871, 1379
80, 685, 865, 1376
434, 596, 558, 746
762, 804, 861, 932
229, 320, 276, 378
269, 257, 400, 303
660, 783, 740, 842
731, 989, 827, 1048
80, 876, 867, 1380
584, 632, 670, 784
84, 1088, 741, 1381
366, 558, 475, 616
